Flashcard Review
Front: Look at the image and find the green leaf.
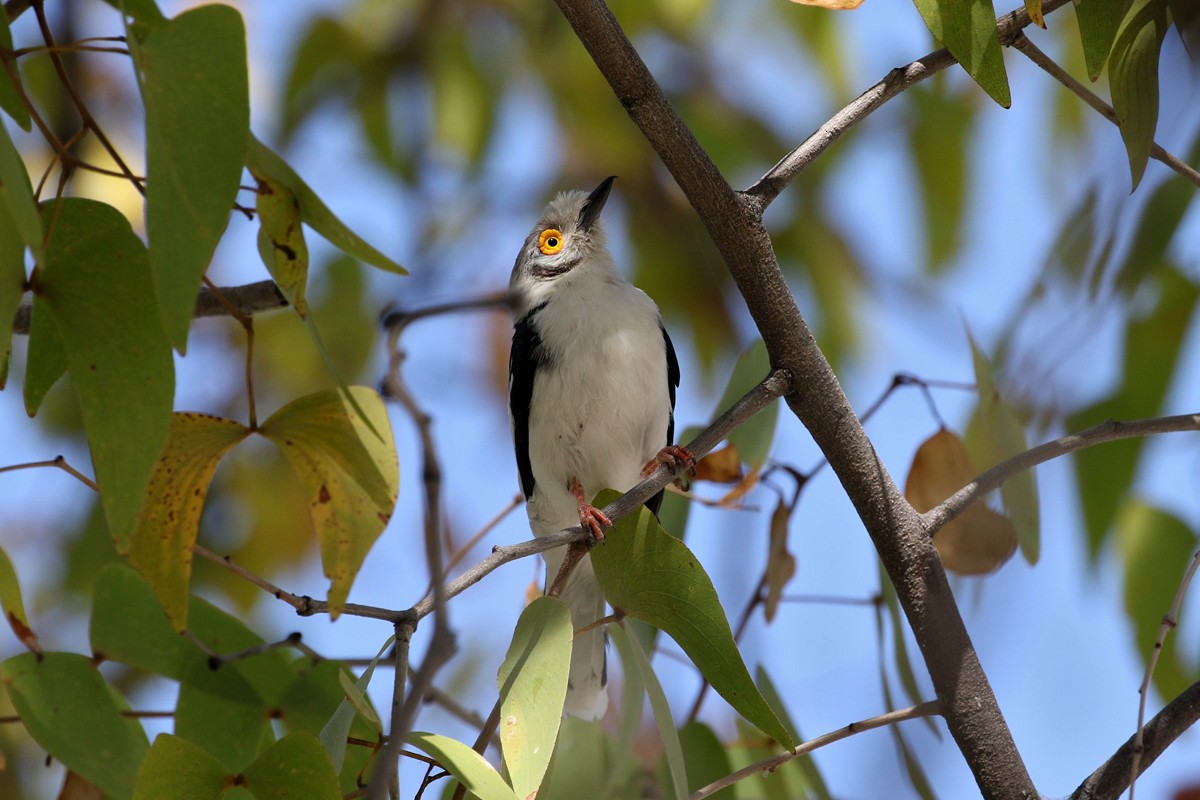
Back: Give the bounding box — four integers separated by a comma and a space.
175, 667, 273, 772
245, 135, 407, 275
133, 4, 249, 352
497, 596, 572, 800
912, 0, 1011, 107
539, 717, 642, 800
1, 652, 149, 799
0, 119, 41, 259
407, 732, 519, 800
128, 413, 250, 630
714, 340, 778, 471
1116, 500, 1198, 701
0, 184, 21, 389
253, 174, 310, 317
0, 20, 30, 131
259, 386, 399, 617
677, 722, 734, 799
22, 291, 65, 415
36, 198, 174, 550
242, 733, 341, 800
965, 331, 1039, 564
610, 623, 686, 800
591, 489, 794, 750
1075, 0, 1135, 79
319, 635, 391, 771
133, 734, 228, 800
756, 667, 832, 800
1109, 0, 1169, 190
1069, 267, 1197, 556
0, 545, 38, 653
102, 0, 168, 25
909, 81, 972, 271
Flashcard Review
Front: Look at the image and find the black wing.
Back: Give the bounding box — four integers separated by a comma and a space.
509, 304, 549, 500
645, 323, 681, 518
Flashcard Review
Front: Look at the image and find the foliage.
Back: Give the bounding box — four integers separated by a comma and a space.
0, 0, 1196, 799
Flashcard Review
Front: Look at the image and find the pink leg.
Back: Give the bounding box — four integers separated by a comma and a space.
569, 477, 612, 540
641, 444, 696, 478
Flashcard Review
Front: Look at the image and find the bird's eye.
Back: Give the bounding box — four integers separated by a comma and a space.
538, 228, 564, 255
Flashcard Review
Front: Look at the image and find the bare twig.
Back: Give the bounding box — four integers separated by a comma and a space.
1129, 548, 1200, 799
1011, 32, 1200, 189
689, 700, 942, 800
443, 494, 523, 576
1071, 679, 1200, 800
922, 414, 1200, 535
744, 0, 1072, 211
0, 455, 97, 491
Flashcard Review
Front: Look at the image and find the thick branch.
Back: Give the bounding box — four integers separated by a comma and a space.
1071, 680, 1200, 800
553, 1, 1047, 796
922, 414, 1200, 535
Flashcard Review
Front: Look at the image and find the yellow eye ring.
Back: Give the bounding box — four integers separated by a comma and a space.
538, 228, 564, 255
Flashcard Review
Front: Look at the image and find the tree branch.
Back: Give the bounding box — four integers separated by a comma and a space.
13, 279, 288, 335
553, 1, 1045, 796
1070, 679, 1200, 800
744, 0, 1072, 211
689, 700, 942, 800
921, 414, 1200, 535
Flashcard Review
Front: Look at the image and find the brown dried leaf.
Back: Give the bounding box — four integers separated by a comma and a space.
718, 465, 761, 506
789, 0, 865, 8
764, 497, 797, 622
905, 429, 1017, 575
694, 444, 742, 484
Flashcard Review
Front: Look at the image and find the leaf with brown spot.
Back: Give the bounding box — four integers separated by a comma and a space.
252, 171, 310, 317
905, 429, 1017, 575
128, 413, 250, 630
0, 545, 39, 654
259, 386, 399, 618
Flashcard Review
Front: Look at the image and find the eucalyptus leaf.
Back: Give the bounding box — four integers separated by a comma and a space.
912, 0, 1011, 107
407, 732, 519, 800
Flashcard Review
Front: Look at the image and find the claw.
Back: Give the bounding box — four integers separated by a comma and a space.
641, 444, 696, 478
570, 477, 612, 540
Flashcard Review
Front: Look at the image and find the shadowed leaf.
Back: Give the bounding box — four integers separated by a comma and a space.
133, 735, 228, 800
252, 173, 310, 317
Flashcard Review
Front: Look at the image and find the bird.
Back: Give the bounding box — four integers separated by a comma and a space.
508, 176, 691, 719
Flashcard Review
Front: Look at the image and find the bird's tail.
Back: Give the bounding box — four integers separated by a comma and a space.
544, 549, 608, 720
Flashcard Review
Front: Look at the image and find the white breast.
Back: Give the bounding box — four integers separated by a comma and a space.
524, 273, 670, 536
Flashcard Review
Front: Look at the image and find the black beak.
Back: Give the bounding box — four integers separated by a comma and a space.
578, 176, 616, 232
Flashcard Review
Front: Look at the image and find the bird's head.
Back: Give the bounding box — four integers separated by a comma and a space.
509, 176, 617, 316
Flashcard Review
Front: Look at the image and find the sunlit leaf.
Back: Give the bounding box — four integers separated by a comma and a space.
591, 489, 794, 749
133, 734, 228, 800
0, 545, 38, 653
764, 496, 797, 620
35, 198, 174, 550
134, 4, 250, 353
252, 173, 310, 317
966, 332, 1039, 564
1109, 0, 1169, 190
714, 339, 778, 471
905, 428, 1018, 574
1, 652, 149, 800
912, 0, 1011, 107
241, 733, 341, 800
128, 412, 250, 630
1025, 0, 1044, 27
245, 135, 407, 275
1116, 500, 1198, 701
610, 623, 687, 800
497, 596, 571, 799
1075, 0, 1136, 79
259, 386, 399, 617
407, 732, 518, 800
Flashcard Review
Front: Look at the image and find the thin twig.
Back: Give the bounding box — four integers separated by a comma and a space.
688, 700, 942, 799
443, 494, 523, 576
0, 455, 97, 490
922, 414, 1200, 535
1011, 32, 1200, 189
1129, 548, 1200, 799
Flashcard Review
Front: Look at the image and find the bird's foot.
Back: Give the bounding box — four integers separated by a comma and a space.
569, 477, 612, 540
641, 444, 696, 478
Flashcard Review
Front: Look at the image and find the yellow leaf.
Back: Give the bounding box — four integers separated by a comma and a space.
905, 429, 1017, 575
693, 444, 742, 484
259, 386, 399, 618
789, 0, 865, 7
252, 171, 310, 317
128, 412, 250, 630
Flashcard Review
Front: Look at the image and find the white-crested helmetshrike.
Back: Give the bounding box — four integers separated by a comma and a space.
508, 176, 690, 719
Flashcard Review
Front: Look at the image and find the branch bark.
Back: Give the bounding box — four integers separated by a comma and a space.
552, 0, 1061, 796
